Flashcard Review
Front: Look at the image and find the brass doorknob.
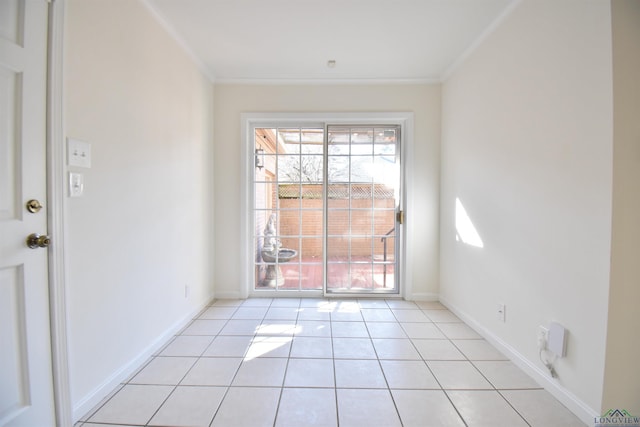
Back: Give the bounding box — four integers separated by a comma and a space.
26, 233, 51, 249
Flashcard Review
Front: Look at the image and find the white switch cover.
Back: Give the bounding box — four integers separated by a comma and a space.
69, 172, 84, 197
67, 138, 91, 168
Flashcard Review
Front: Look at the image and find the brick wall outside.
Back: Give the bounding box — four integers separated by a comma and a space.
276, 184, 396, 258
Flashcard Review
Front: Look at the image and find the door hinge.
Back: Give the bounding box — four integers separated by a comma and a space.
396, 210, 404, 225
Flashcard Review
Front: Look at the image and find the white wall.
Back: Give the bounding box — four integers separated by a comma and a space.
603, 0, 640, 413
440, 0, 613, 419
64, 0, 214, 416
213, 84, 440, 299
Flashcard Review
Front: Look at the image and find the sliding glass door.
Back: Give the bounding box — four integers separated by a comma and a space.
325, 126, 400, 293
252, 124, 401, 294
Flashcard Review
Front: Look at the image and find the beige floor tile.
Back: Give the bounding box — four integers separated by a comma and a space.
296, 307, 331, 321
290, 336, 333, 358
413, 339, 466, 360
385, 300, 419, 309
219, 319, 261, 335
129, 357, 196, 385
452, 339, 508, 360
401, 322, 446, 339
276, 388, 337, 427
211, 299, 243, 307
255, 320, 299, 336
372, 338, 422, 360
392, 389, 465, 427
337, 389, 401, 427
332, 337, 377, 359
424, 309, 462, 322
334, 359, 387, 388
202, 335, 252, 357
159, 335, 213, 357
148, 386, 226, 427
241, 298, 273, 307
392, 309, 431, 322
198, 306, 237, 319
88, 384, 173, 425
245, 335, 292, 359
357, 299, 389, 309
211, 387, 280, 427
232, 306, 269, 319
270, 298, 301, 307
501, 389, 586, 427
428, 361, 493, 389
295, 320, 332, 337
447, 390, 528, 426
367, 322, 408, 338
437, 323, 482, 339
361, 308, 396, 322
265, 307, 300, 320
380, 360, 440, 389
330, 310, 363, 322
284, 358, 334, 387
331, 321, 369, 338
232, 357, 288, 386
181, 319, 226, 335
474, 361, 540, 389
180, 357, 242, 386
416, 301, 447, 310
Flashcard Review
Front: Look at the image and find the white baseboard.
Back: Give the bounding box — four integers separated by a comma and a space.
214, 291, 244, 299
406, 292, 440, 301
439, 296, 598, 426
72, 299, 212, 422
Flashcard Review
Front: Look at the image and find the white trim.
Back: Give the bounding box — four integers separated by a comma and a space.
440, 0, 523, 82
240, 112, 414, 299
72, 300, 211, 421
139, 0, 216, 83
47, 1, 72, 425
405, 292, 439, 302
217, 78, 438, 86
439, 296, 599, 426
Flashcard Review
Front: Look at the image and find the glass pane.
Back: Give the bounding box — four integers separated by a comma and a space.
351, 265, 374, 290
279, 264, 301, 290
327, 156, 349, 182
327, 209, 349, 235
350, 156, 373, 182
351, 128, 374, 143
351, 143, 373, 155
300, 262, 323, 290
327, 236, 349, 259
373, 262, 394, 289
327, 263, 350, 289
350, 237, 373, 261
350, 209, 372, 236
374, 209, 396, 236
301, 210, 323, 237
277, 155, 301, 182
300, 237, 322, 261
374, 127, 397, 144
373, 155, 397, 186
351, 184, 373, 209
299, 155, 323, 182
374, 143, 396, 156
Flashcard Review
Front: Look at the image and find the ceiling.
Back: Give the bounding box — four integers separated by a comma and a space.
144, 0, 517, 83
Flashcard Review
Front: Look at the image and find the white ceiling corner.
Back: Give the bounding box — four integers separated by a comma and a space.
143, 0, 519, 84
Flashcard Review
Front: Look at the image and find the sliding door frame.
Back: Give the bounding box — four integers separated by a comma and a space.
240, 112, 414, 299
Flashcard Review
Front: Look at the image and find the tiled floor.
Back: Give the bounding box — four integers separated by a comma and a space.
76, 298, 585, 427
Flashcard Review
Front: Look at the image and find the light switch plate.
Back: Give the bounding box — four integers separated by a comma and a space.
67, 138, 91, 168
69, 172, 84, 197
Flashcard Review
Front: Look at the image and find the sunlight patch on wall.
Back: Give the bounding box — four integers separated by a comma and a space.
455, 198, 484, 248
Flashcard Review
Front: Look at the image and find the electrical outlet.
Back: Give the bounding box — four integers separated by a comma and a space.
497, 304, 506, 322
537, 326, 549, 350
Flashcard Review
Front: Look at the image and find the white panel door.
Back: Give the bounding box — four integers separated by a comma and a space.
0, 1, 55, 426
